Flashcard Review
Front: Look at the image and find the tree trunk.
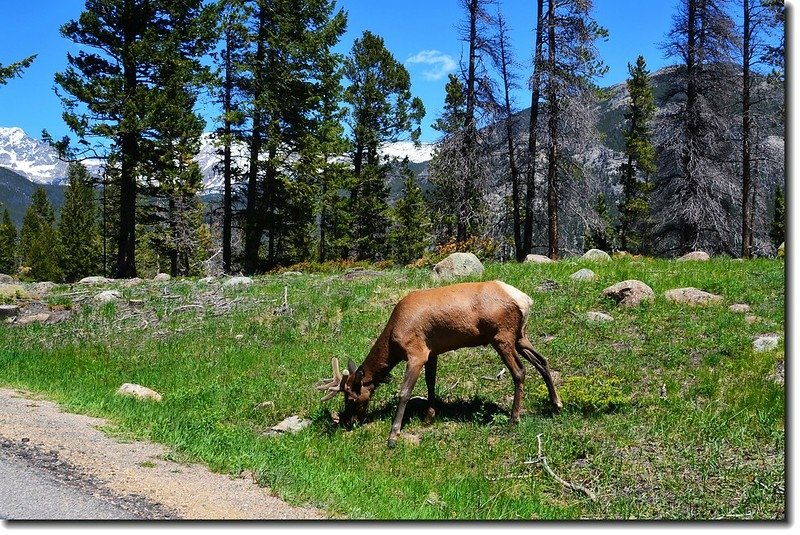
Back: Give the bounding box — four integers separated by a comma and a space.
458, 0, 479, 243
222, 28, 233, 273
741, 0, 753, 258
523, 0, 544, 257
545, 0, 559, 260
116, 0, 138, 278
243, 6, 268, 274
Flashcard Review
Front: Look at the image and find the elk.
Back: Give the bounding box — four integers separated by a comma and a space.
317, 280, 562, 448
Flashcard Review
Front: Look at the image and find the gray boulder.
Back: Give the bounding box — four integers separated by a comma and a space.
729, 303, 751, 314
153, 273, 171, 282
223, 276, 254, 287
664, 287, 723, 306
602, 280, 655, 307
582, 249, 611, 262
117, 383, 163, 402
753, 334, 781, 353
432, 252, 484, 279
78, 276, 112, 285
570, 268, 598, 282
0, 274, 15, 284
677, 251, 710, 261
586, 311, 614, 323
94, 290, 121, 303
263, 415, 312, 436
523, 254, 554, 264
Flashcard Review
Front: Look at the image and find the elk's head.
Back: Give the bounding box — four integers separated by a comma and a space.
316, 358, 371, 428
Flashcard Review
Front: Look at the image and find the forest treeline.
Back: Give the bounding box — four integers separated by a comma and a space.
0, 0, 786, 282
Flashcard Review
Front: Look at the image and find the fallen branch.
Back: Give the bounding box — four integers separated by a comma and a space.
524, 434, 597, 501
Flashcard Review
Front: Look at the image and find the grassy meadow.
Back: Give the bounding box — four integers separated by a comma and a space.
0, 257, 785, 519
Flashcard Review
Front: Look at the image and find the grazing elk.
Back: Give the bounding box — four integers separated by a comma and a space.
317, 280, 562, 448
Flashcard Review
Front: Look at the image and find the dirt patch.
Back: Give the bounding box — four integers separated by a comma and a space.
0, 387, 325, 520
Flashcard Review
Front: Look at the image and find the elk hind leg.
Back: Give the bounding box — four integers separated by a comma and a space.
423, 353, 438, 425
491, 339, 527, 424
517, 337, 562, 411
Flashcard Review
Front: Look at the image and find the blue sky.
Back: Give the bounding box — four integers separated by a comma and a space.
0, 0, 779, 143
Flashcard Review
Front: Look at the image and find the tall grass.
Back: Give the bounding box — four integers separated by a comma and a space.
0, 257, 785, 519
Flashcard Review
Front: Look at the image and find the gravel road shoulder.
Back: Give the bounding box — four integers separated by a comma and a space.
0, 387, 325, 520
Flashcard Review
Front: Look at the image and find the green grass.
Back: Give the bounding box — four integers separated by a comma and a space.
0, 258, 785, 519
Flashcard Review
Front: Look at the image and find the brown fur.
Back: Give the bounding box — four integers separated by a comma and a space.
335, 280, 562, 448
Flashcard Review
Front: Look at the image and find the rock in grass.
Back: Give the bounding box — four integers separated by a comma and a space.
677, 251, 710, 261
263, 415, 312, 436
586, 311, 614, 323
94, 290, 121, 303
582, 249, 611, 262
0, 274, 15, 284
17, 313, 51, 325
432, 252, 484, 279
523, 254, 554, 264
223, 276, 253, 287
78, 276, 112, 285
729, 303, 751, 314
753, 334, 781, 353
116, 383, 162, 402
570, 268, 597, 281
601, 280, 654, 307
153, 273, 171, 282
664, 287, 723, 306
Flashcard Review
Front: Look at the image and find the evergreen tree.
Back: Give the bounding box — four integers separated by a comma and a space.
0, 55, 35, 86
18, 188, 63, 282
388, 159, 431, 265
769, 186, 784, 250
59, 163, 101, 282
0, 208, 17, 274
54, 0, 218, 278
428, 74, 467, 244
584, 193, 614, 252
343, 30, 425, 260
239, 0, 347, 271
541, 0, 608, 259
618, 56, 656, 254
656, 0, 738, 254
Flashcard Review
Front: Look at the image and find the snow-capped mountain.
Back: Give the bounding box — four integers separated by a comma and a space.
0, 127, 72, 185
0, 126, 435, 192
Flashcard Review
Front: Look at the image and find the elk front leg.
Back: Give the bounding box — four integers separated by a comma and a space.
388, 360, 425, 449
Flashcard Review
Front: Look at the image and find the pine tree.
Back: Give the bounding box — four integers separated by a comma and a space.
541, 0, 608, 259
388, 159, 431, 265
618, 56, 656, 254
657, 0, 738, 254
240, 0, 347, 271
0, 208, 17, 274
59, 163, 101, 282
584, 193, 614, 252
0, 55, 35, 86
55, 0, 218, 278
18, 188, 63, 282
343, 30, 425, 261
769, 186, 784, 250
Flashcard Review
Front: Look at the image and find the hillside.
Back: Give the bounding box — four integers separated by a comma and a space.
0, 166, 65, 227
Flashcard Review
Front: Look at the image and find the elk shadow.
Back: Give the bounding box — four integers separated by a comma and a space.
369, 395, 528, 426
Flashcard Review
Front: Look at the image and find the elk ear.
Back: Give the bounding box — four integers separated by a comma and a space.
347, 359, 357, 375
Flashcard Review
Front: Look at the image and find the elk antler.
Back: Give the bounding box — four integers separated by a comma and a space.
316, 357, 348, 401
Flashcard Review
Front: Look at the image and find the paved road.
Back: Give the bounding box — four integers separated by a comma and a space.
0, 450, 139, 520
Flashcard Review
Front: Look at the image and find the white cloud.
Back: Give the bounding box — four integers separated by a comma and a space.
405, 50, 457, 81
